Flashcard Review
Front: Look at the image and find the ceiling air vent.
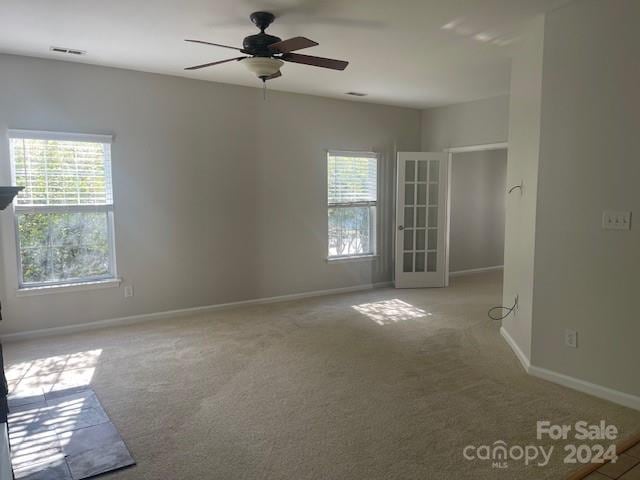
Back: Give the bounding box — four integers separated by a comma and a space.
50, 46, 86, 56
345, 92, 367, 97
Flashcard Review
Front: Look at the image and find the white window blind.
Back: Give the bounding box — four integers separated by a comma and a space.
10, 137, 113, 207
8, 131, 117, 288
328, 152, 377, 206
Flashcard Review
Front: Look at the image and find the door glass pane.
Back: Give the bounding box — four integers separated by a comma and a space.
403, 253, 413, 272
427, 252, 437, 272
417, 161, 428, 182
428, 229, 437, 250
415, 252, 425, 272
428, 206, 438, 227
417, 184, 427, 205
416, 229, 425, 250
403, 229, 414, 250
404, 207, 414, 228
405, 160, 415, 182
405, 184, 415, 206
429, 160, 439, 180
416, 207, 426, 228
428, 184, 438, 205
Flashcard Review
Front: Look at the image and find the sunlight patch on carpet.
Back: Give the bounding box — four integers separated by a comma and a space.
352, 299, 431, 326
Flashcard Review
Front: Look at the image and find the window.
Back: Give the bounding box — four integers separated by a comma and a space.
9, 130, 116, 288
327, 151, 378, 259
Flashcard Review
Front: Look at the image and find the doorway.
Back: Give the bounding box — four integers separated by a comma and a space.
445, 143, 508, 285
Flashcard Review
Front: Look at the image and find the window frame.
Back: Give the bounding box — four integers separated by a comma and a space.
326, 150, 379, 261
8, 130, 118, 289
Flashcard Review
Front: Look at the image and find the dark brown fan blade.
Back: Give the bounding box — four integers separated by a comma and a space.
185, 39, 246, 52
266, 70, 282, 80
268, 37, 318, 54
185, 57, 246, 71
282, 53, 348, 70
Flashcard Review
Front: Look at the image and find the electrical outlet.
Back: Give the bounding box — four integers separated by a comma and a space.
124, 285, 134, 298
565, 329, 577, 348
602, 211, 632, 230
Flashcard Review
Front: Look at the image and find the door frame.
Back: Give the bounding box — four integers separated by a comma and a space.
394, 152, 449, 288
443, 142, 508, 286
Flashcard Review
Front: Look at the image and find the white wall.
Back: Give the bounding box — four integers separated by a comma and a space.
420, 3, 638, 404
500, 17, 545, 363
532, 0, 640, 397
421, 95, 509, 151
418, 26, 543, 366
0, 54, 421, 335
450, 149, 506, 273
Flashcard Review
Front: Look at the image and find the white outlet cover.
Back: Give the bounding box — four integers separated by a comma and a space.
602, 211, 632, 230
565, 329, 577, 348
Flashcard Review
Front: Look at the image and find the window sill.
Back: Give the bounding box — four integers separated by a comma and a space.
16, 278, 122, 297
326, 255, 378, 263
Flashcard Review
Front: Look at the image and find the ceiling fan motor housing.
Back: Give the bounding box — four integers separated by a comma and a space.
243, 33, 282, 57
244, 12, 282, 57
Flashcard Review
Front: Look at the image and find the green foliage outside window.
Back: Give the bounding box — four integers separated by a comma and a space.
18, 212, 111, 284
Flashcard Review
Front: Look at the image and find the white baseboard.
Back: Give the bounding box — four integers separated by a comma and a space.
500, 327, 640, 411
449, 265, 503, 277
500, 326, 531, 371
528, 365, 640, 412
0, 281, 393, 342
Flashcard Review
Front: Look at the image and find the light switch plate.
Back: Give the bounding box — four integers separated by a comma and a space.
602, 211, 631, 230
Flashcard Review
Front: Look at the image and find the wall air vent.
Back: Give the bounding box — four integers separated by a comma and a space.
345, 92, 367, 97
50, 46, 86, 56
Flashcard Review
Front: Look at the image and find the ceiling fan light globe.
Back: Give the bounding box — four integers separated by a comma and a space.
242, 57, 284, 78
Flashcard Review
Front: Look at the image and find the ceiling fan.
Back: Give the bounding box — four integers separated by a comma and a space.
185, 11, 349, 82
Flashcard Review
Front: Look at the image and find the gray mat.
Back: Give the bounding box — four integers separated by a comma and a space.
8, 388, 135, 479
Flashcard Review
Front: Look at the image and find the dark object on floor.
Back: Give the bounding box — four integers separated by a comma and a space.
1, 185, 24, 479
0, 344, 8, 424
7, 387, 135, 479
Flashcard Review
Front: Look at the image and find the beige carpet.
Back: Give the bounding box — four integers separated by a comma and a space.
4, 271, 639, 479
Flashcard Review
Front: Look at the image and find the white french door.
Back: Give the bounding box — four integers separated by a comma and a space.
395, 152, 448, 288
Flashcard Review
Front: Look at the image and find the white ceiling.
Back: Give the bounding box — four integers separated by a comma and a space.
0, 0, 569, 109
